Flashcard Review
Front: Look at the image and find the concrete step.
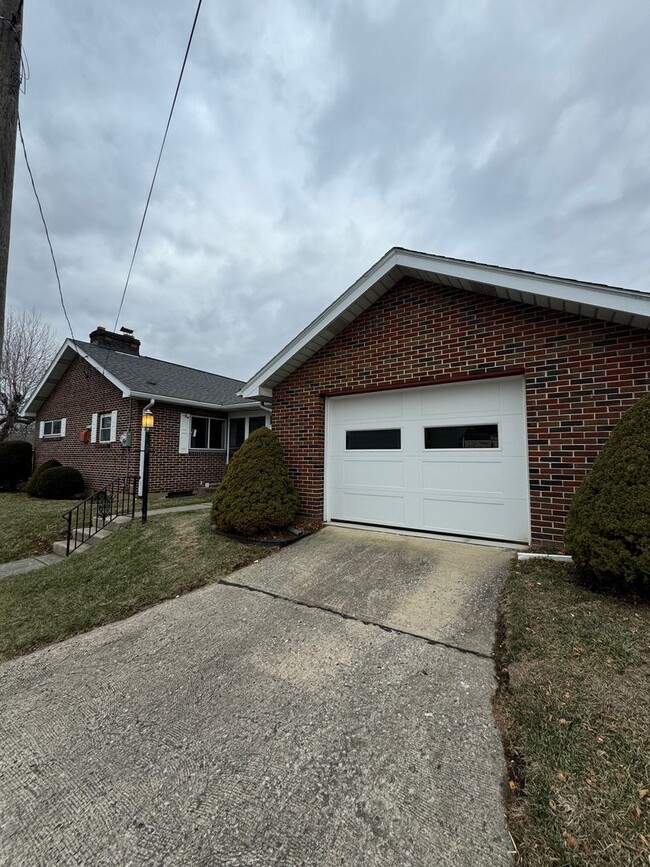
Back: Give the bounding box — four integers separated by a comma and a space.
54, 514, 133, 558
73, 528, 112, 545
52, 540, 92, 558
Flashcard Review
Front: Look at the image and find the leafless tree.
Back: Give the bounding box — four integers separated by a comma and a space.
0, 309, 58, 441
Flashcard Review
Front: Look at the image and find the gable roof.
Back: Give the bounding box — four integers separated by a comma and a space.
240, 247, 650, 398
24, 339, 258, 417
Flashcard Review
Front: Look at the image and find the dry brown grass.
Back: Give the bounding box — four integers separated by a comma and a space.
495, 560, 650, 865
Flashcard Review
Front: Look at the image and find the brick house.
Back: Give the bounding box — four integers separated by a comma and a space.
24, 327, 270, 494
240, 248, 650, 548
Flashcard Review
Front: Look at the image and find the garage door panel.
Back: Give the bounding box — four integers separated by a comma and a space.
326, 378, 530, 543
422, 497, 522, 539
419, 381, 502, 416
342, 492, 405, 525
343, 460, 404, 488
422, 460, 504, 496
336, 391, 404, 421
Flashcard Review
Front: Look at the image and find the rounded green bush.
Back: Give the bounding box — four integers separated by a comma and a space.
565, 393, 650, 594
0, 440, 33, 490
25, 458, 62, 496
212, 427, 298, 537
32, 465, 85, 499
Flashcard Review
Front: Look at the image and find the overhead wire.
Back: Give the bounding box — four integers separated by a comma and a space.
108, 0, 204, 341
98, 0, 203, 475
17, 114, 77, 346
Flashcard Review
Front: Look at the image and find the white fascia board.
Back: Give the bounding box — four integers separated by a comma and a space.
72, 343, 131, 395
128, 392, 265, 412
239, 247, 650, 397
396, 249, 650, 316
22, 340, 74, 416
23, 339, 131, 415
240, 249, 400, 397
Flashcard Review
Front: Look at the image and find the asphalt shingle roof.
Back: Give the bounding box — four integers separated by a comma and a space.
79, 342, 248, 406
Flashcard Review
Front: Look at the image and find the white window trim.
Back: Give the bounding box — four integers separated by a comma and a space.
40, 418, 66, 438
95, 410, 118, 444
189, 415, 226, 451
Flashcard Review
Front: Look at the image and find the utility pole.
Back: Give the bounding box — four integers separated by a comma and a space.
0, 0, 23, 358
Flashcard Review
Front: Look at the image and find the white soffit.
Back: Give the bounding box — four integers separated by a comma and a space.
240, 247, 650, 398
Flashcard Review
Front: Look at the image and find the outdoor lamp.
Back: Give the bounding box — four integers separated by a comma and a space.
141, 405, 154, 522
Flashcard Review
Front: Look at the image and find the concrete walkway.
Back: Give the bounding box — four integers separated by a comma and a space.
0, 553, 62, 580
0, 527, 514, 866
0, 502, 213, 580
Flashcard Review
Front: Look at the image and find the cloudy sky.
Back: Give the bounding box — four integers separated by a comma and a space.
8, 0, 650, 380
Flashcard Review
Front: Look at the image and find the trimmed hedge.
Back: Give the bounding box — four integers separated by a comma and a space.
25, 458, 62, 496
565, 393, 650, 594
212, 427, 298, 536
0, 441, 33, 490
31, 466, 85, 500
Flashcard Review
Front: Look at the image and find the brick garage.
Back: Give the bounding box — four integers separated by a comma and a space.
26, 329, 269, 495
242, 249, 650, 548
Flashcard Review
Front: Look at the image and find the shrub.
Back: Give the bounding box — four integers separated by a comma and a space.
25, 458, 61, 496
565, 393, 650, 594
212, 427, 298, 536
32, 466, 85, 499
0, 441, 33, 490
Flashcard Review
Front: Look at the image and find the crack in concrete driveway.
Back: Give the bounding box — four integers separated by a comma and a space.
0, 527, 514, 866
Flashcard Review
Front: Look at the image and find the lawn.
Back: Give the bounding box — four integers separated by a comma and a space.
0, 492, 77, 563
495, 560, 650, 866
0, 511, 270, 662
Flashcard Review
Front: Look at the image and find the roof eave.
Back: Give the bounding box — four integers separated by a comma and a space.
240, 247, 650, 398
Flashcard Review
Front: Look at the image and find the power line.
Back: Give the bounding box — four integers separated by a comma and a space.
110, 0, 203, 335
17, 113, 76, 344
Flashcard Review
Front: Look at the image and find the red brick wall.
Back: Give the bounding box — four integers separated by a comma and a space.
272, 277, 650, 547
144, 401, 226, 493
34, 356, 227, 493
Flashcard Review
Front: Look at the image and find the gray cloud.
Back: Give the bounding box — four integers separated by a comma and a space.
8, 0, 650, 381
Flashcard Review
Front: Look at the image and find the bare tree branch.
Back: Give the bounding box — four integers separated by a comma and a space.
0, 309, 58, 440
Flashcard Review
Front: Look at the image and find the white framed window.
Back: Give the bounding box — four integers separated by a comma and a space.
91, 411, 118, 444
190, 416, 225, 450
99, 413, 112, 443
40, 418, 66, 438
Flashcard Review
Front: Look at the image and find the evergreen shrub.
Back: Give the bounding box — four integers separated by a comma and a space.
32, 466, 85, 499
25, 458, 61, 496
565, 393, 650, 594
212, 427, 298, 536
0, 440, 33, 490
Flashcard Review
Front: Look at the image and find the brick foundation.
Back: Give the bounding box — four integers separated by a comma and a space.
272, 277, 650, 547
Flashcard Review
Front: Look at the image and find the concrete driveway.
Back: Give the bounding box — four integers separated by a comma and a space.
0, 527, 513, 866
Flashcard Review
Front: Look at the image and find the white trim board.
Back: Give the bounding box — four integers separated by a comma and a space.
240, 247, 650, 398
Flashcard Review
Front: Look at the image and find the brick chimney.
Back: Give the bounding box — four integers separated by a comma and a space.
89, 326, 140, 355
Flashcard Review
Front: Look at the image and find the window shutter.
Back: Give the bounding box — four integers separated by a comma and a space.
60, 418, 67, 437
39, 421, 45, 439
90, 413, 98, 443
109, 411, 118, 442
179, 413, 191, 454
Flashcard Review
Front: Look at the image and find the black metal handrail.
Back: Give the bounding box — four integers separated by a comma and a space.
62, 475, 140, 556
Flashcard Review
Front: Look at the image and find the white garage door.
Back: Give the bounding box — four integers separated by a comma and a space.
325, 377, 530, 543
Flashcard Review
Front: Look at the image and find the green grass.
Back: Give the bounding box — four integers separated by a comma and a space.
495, 560, 650, 865
0, 492, 77, 563
0, 511, 270, 662
147, 490, 214, 509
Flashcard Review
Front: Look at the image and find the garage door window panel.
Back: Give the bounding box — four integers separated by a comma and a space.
346, 429, 401, 450
424, 424, 499, 450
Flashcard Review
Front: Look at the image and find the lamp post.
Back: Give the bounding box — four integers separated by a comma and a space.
141, 408, 154, 523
